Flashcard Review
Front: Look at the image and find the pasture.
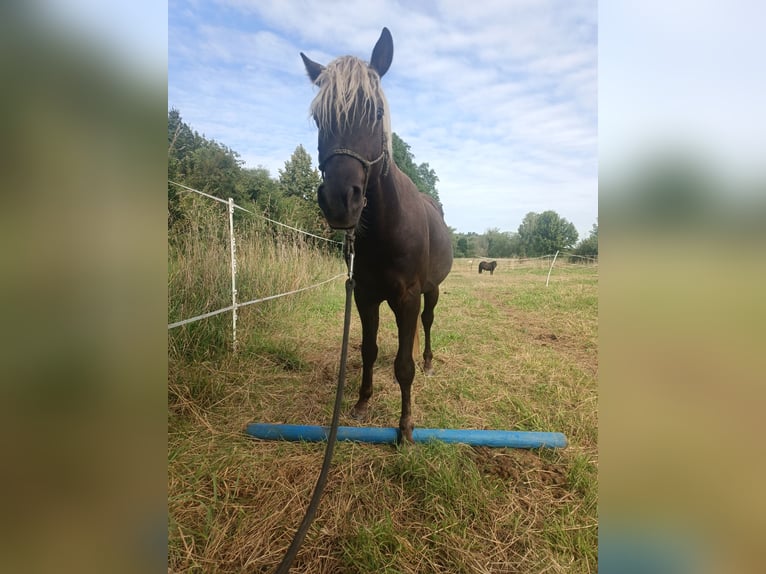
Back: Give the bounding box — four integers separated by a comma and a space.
169, 238, 598, 573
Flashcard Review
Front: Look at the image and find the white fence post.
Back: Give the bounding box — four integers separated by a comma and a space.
167, 182, 346, 334
545, 250, 560, 287
228, 198, 238, 352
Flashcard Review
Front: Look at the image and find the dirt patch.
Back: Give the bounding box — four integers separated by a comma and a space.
471, 446, 569, 500
536, 332, 558, 342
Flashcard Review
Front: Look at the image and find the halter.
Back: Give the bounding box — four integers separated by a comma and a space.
318, 147, 387, 176
317, 130, 390, 197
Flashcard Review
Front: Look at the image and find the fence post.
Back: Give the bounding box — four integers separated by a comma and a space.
545, 250, 560, 287
228, 198, 238, 352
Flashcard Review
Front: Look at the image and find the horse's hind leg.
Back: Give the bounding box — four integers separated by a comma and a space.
351, 299, 379, 419
421, 287, 440, 376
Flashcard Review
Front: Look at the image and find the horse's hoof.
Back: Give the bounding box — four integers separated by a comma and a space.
399, 419, 415, 444
350, 405, 368, 420
423, 366, 434, 377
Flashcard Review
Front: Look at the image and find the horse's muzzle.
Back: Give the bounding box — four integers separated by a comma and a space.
317, 182, 364, 229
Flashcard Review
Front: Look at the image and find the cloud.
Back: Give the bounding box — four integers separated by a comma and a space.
170, 0, 598, 235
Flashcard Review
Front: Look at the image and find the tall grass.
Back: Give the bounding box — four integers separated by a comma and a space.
168, 195, 344, 362
168, 208, 598, 573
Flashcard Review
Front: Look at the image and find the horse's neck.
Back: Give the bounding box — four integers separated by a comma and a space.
375, 162, 411, 207
357, 164, 424, 261
359, 165, 407, 232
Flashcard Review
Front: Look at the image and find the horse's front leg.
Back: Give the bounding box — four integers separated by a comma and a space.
391, 293, 421, 443
351, 297, 379, 419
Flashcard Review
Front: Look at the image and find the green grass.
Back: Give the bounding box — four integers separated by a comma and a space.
341, 512, 403, 573
169, 243, 598, 573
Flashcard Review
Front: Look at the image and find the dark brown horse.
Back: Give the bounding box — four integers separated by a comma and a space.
301, 28, 453, 443
478, 260, 497, 275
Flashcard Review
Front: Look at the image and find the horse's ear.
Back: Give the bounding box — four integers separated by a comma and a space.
301, 52, 324, 84
370, 27, 393, 78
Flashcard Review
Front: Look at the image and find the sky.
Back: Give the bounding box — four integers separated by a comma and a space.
168, 0, 598, 238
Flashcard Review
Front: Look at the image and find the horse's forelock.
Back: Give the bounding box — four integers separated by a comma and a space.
310, 56, 392, 156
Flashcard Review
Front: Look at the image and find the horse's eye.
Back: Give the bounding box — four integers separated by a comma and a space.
376, 107, 384, 120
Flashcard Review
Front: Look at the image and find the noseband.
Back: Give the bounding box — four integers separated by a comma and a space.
318, 146, 389, 182
318, 125, 391, 197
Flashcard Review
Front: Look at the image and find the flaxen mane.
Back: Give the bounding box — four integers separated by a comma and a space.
309, 56, 393, 158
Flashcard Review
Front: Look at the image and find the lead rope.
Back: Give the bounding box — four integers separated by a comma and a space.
274, 230, 356, 574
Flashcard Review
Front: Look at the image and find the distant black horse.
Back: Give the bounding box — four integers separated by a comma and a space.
301, 28, 453, 443
478, 260, 497, 275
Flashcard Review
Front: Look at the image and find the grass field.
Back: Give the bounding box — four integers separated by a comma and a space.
169, 249, 598, 573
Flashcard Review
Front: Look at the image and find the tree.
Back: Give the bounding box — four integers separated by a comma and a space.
168, 108, 197, 165
239, 166, 282, 217
517, 211, 579, 256
186, 143, 244, 203
571, 220, 598, 260
168, 109, 200, 227
279, 144, 321, 202
391, 132, 442, 206
485, 227, 516, 258
167, 109, 245, 227
277, 145, 332, 237
391, 132, 416, 175
416, 162, 440, 201
456, 237, 470, 257
506, 233, 523, 257
462, 231, 487, 257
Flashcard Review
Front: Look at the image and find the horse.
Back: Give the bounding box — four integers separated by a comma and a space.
478, 260, 497, 275
301, 28, 453, 443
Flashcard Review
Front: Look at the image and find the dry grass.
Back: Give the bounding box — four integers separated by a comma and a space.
169, 249, 598, 573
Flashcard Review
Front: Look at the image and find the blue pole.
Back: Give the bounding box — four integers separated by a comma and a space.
245, 423, 567, 448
